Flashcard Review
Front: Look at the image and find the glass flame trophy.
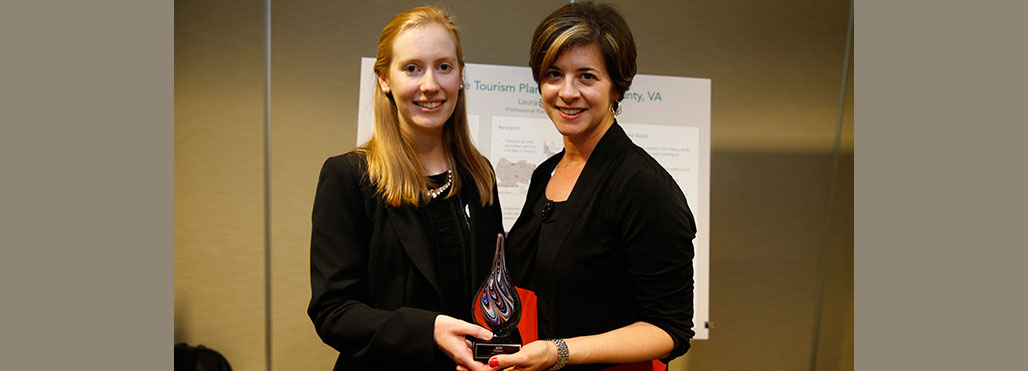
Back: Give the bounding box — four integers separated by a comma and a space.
471, 233, 522, 361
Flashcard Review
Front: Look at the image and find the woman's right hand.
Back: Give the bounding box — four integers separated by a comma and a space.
434, 314, 495, 371
479, 340, 558, 371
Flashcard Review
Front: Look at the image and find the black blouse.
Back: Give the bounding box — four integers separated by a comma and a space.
422, 172, 474, 322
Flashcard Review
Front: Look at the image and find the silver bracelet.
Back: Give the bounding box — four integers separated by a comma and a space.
546, 338, 569, 371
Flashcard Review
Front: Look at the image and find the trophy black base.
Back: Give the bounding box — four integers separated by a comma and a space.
472, 340, 522, 361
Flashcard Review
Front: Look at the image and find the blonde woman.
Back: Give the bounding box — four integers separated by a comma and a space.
308, 7, 503, 371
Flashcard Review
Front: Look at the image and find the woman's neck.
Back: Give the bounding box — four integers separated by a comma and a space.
407, 128, 449, 175
420, 147, 449, 175
561, 116, 614, 166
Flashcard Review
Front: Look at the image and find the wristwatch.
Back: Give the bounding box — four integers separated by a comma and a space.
546, 338, 569, 371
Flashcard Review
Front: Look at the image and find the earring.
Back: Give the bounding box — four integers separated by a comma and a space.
610, 101, 623, 116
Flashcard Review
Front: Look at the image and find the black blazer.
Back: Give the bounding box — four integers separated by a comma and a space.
507, 122, 696, 370
308, 152, 504, 371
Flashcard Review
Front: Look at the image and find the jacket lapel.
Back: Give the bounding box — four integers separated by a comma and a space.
458, 169, 485, 285
386, 206, 442, 298
538, 122, 631, 270
384, 165, 488, 303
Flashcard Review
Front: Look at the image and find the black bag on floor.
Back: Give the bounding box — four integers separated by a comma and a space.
174, 343, 232, 371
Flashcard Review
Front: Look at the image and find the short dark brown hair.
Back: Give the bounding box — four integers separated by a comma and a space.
528, 1, 637, 101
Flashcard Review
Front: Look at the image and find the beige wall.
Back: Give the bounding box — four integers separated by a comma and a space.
174, 1, 266, 370
175, 0, 854, 370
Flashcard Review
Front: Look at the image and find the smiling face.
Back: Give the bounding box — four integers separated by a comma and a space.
540, 43, 617, 143
377, 22, 461, 137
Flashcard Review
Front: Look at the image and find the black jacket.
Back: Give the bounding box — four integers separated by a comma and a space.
507, 122, 696, 370
308, 152, 504, 370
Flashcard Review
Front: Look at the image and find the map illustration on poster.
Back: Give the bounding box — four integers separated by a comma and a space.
356, 58, 711, 339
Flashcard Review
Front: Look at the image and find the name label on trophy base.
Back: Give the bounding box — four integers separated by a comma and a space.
473, 343, 522, 361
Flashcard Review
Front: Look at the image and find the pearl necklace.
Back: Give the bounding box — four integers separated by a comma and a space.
427, 169, 453, 199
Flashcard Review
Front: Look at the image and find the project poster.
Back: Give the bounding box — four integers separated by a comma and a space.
356, 58, 711, 339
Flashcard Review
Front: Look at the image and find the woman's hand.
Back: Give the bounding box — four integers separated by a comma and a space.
434, 314, 496, 371
460, 322, 674, 371
484, 340, 559, 371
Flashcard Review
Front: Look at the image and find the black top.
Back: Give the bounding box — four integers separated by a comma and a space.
507, 122, 696, 371
422, 172, 474, 322
533, 197, 566, 335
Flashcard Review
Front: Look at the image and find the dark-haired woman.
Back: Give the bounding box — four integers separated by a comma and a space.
489, 2, 697, 371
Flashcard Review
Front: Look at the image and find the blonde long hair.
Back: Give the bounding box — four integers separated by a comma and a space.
358, 7, 495, 207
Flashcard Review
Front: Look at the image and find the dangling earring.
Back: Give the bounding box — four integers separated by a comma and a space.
610, 101, 623, 116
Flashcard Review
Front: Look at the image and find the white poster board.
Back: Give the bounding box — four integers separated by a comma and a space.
357, 58, 711, 339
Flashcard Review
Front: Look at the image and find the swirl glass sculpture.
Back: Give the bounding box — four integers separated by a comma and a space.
472, 233, 522, 338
